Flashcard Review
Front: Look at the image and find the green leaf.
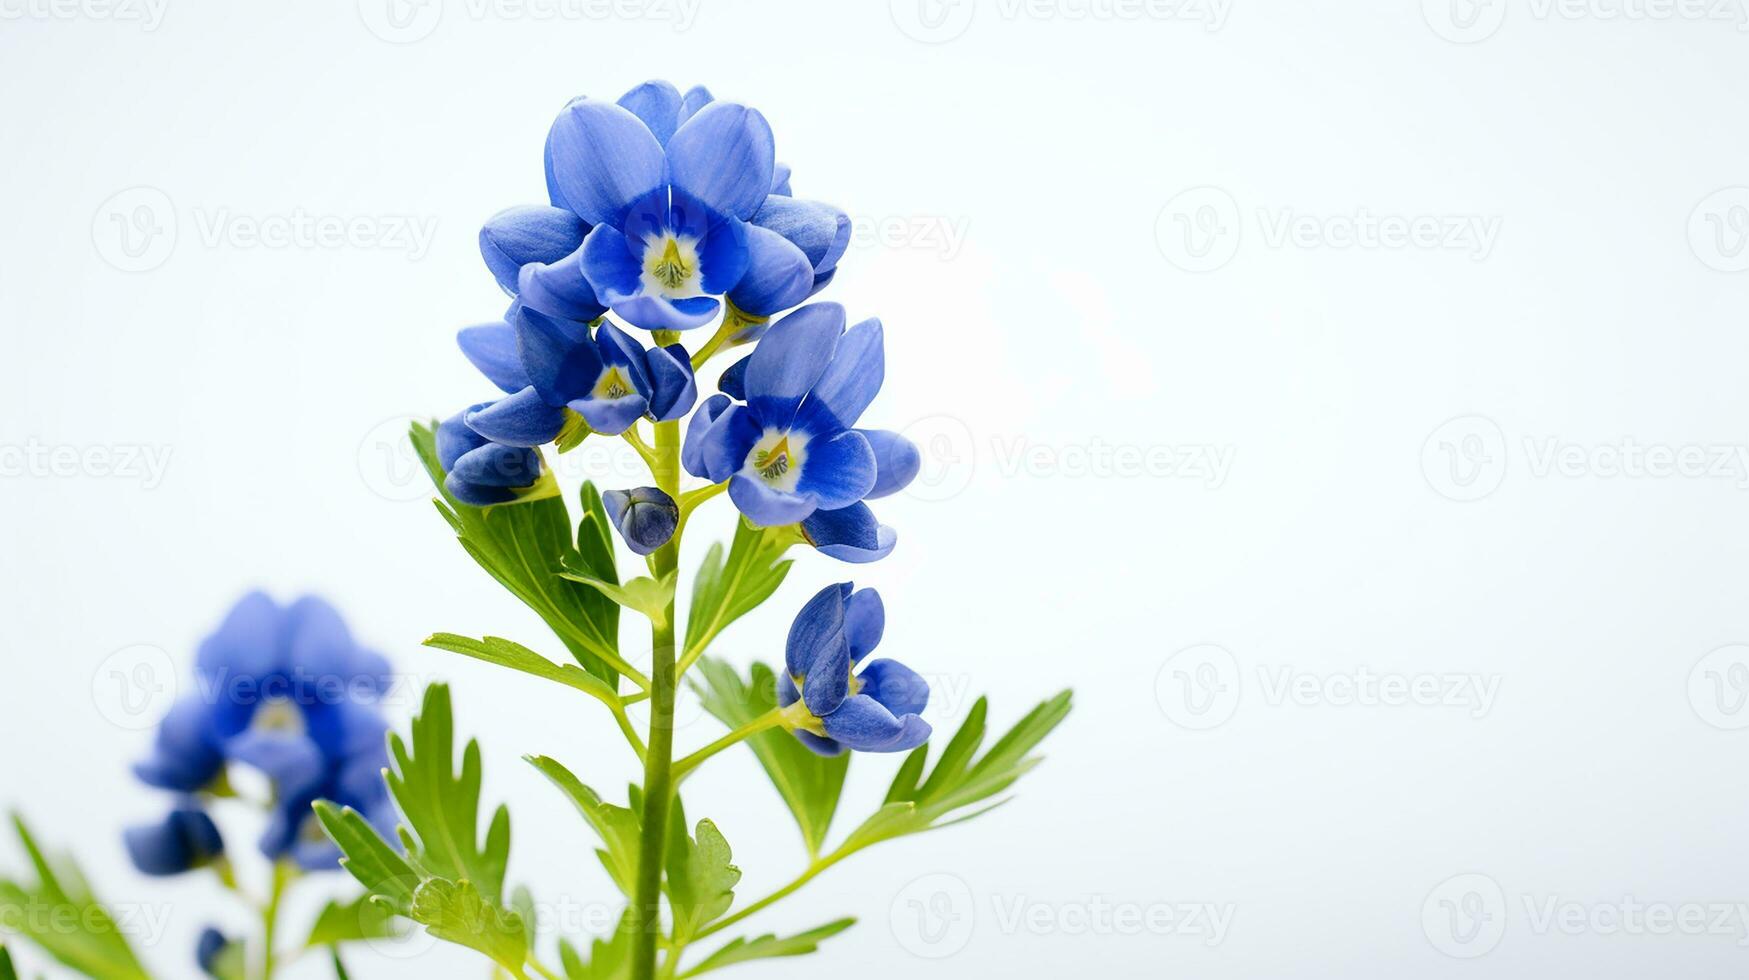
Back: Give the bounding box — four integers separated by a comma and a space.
692, 660, 848, 857
306, 895, 398, 947
559, 909, 635, 980
559, 568, 676, 629
0, 945, 18, 980
410, 422, 622, 683
423, 633, 620, 707
679, 918, 856, 978
524, 756, 641, 898
312, 803, 419, 915
842, 691, 1073, 852
663, 798, 739, 942
555, 410, 592, 453
408, 878, 529, 973
207, 939, 247, 980
682, 521, 794, 659
0, 816, 151, 980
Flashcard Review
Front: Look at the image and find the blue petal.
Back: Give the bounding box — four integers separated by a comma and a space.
602, 486, 679, 556
646, 343, 698, 421
197, 928, 231, 975
228, 729, 326, 798
453, 443, 541, 487
857, 659, 929, 718
844, 588, 884, 662
794, 429, 877, 511
610, 293, 721, 332
695, 402, 762, 483
802, 627, 852, 717
665, 102, 776, 221
728, 225, 813, 316
457, 322, 531, 394
800, 502, 897, 563
516, 305, 601, 404
445, 472, 518, 507
745, 303, 845, 430
862, 430, 921, 498
678, 85, 714, 126
281, 596, 356, 680
544, 94, 587, 212
682, 394, 732, 479
794, 318, 884, 436
437, 405, 492, 470
580, 223, 645, 306
594, 322, 655, 397
808, 267, 837, 298
479, 205, 586, 294
752, 197, 850, 273
124, 806, 224, 876
819, 695, 931, 753
769, 162, 793, 197
785, 582, 851, 677
570, 393, 649, 436
729, 473, 819, 526
518, 246, 607, 323
616, 80, 683, 145
132, 697, 225, 792
463, 388, 567, 447
546, 99, 666, 226
196, 591, 283, 685
794, 730, 846, 756
689, 207, 750, 295
718, 354, 750, 401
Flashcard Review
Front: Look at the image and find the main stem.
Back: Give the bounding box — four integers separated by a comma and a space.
632, 418, 682, 980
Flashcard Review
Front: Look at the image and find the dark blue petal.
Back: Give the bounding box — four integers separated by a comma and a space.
616, 79, 683, 145
690, 208, 751, 296
479, 205, 587, 294
802, 628, 852, 717
124, 806, 223, 876
745, 303, 845, 430
844, 588, 885, 662
594, 322, 655, 398
856, 658, 929, 718
196, 928, 231, 977
862, 430, 921, 499
794, 429, 877, 511
697, 402, 761, 483
457, 322, 532, 394
515, 305, 601, 405
546, 99, 666, 226
793, 318, 884, 437
682, 394, 732, 479
445, 473, 518, 507
646, 344, 698, 422
666, 102, 776, 221
437, 404, 492, 470
601, 486, 679, 556
808, 267, 837, 298
800, 502, 897, 563
132, 697, 225, 792
718, 354, 750, 402
580, 223, 646, 306
785, 582, 851, 677
728, 474, 818, 527
751, 197, 850, 273
728, 225, 813, 316
820, 695, 930, 753
519, 246, 608, 323
452, 443, 542, 488
463, 388, 568, 448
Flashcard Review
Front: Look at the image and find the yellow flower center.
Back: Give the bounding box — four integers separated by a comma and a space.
594, 366, 633, 400
647, 236, 693, 291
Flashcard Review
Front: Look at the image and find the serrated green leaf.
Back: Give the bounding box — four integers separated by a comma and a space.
0, 816, 151, 980
524, 756, 642, 898
559, 568, 676, 630
382, 684, 510, 903
692, 659, 848, 857
408, 878, 528, 972
663, 799, 739, 942
410, 422, 622, 683
423, 633, 620, 707
313, 803, 419, 914
682, 521, 794, 659
306, 894, 398, 948
559, 909, 635, 980
679, 918, 856, 978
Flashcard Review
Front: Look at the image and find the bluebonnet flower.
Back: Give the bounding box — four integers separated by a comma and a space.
602, 486, 678, 556
437, 404, 549, 508
681, 304, 920, 553
779, 584, 930, 755
458, 304, 696, 444
123, 802, 223, 876
478, 205, 603, 324
131, 593, 397, 870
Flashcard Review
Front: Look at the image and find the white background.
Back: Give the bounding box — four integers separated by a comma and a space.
6, 0, 1749, 976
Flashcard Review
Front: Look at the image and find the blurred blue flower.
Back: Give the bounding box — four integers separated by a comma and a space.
196, 927, 232, 978
123, 802, 223, 876
779, 584, 930, 755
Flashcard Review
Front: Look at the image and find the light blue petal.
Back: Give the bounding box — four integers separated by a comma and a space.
195, 591, 283, 684
769, 162, 793, 197
678, 85, 714, 126
666, 101, 776, 221
800, 502, 897, 563
728, 473, 819, 526
518, 246, 607, 323
752, 197, 850, 273
683, 394, 732, 479
544, 94, 587, 212
844, 588, 884, 662
794, 429, 876, 511
457, 322, 531, 394
646, 343, 698, 421
611, 293, 721, 332
571, 394, 649, 436
745, 303, 845, 430
617, 80, 683, 145
861, 429, 921, 498
228, 729, 326, 799
479, 205, 586, 294
452, 442, 542, 487
728, 224, 813, 316
820, 694, 930, 753
464, 388, 568, 447
281, 596, 356, 680
793, 318, 883, 436
857, 658, 929, 718
546, 99, 666, 226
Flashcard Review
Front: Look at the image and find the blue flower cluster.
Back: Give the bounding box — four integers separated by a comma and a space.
125, 593, 396, 875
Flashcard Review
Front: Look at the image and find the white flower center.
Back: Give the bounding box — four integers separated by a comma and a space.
746, 429, 808, 492
640, 234, 704, 298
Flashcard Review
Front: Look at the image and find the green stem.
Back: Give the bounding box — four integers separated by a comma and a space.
632, 419, 683, 980
691, 850, 852, 944
670, 706, 794, 782
260, 860, 291, 980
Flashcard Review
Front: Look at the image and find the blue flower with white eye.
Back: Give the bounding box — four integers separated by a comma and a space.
779, 584, 930, 755
123, 802, 223, 876
457, 303, 696, 443
681, 303, 921, 547
602, 486, 678, 556
437, 405, 548, 508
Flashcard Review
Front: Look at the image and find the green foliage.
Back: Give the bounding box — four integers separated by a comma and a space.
558, 909, 635, 980
206, 939, 247, 980
409, 878, 529, 972
693, 660, 848, 857
0, 816, 150, 980
680, 918, 856, 978
663, 798, 739, 943
524, 757, 641, 898
682, 520, 794, 660
560, 568, 676, 630
423, 633, 620, 707
411, 422, 622, 683
305, 895, 397, 947
0, 947, 14, 980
